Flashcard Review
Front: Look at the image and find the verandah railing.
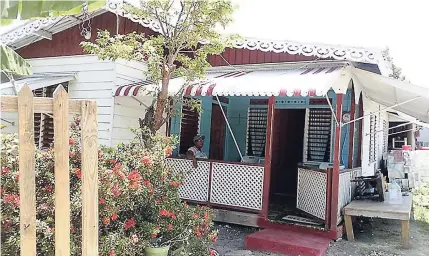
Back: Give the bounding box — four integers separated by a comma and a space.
1, 85, 99, 256
165, 158, 265, 212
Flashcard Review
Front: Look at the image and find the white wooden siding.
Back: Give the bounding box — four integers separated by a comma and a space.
30, 55, 116, 146
111, 96, 149, 146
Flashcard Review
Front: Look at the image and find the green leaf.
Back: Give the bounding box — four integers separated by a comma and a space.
1, 45, 32, 76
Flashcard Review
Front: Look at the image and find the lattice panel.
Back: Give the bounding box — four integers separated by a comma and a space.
337, 168, 362, 224
296, 168, 327, 220
165, 158, 210, 202
210, 163, 264, 210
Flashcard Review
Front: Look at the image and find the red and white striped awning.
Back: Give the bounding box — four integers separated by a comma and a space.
114, 65, 347, 97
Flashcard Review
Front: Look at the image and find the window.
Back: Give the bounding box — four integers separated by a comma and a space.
246, 108, 268, 157
369, 115, 377, 163
179, 98, 200, 154
33, 83, 68, 149
303, 108, 332, 162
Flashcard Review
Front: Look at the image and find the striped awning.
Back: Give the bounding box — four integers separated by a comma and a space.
113, 65, 346, 97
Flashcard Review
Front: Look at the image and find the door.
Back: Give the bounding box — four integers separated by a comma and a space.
209, 104, 226, 160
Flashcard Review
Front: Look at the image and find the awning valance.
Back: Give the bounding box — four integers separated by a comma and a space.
114, 65, 346, 98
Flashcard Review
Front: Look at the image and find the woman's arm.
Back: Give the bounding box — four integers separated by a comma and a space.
186, 150, 198, 168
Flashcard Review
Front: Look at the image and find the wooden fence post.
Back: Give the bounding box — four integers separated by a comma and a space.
81, 101, 99, 256
17, 85, 36, 256
53, 85, 70, 255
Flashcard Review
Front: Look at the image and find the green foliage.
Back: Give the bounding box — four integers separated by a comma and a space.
1, 44, 32, 76
81, 0, 239, 131
413, 183, 429, 224
1, 0, 106, 25
382, 48, 407, 81
1, 117, 217, 255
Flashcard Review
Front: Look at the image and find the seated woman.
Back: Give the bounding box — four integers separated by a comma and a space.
186, 135, 208, 168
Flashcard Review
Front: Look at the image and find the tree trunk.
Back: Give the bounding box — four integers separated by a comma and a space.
153, 64, 171, 131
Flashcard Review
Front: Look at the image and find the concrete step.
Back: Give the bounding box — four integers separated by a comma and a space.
245, 228, 331, 256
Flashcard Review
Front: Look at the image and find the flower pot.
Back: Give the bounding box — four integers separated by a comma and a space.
145, 246, 170, 256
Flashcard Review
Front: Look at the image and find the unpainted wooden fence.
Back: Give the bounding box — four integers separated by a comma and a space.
0, 85, 99, 256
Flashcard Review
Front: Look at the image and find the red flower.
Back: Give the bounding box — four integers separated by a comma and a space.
151, 233, 157, 238
69, 152, 74, 158
113, 163, 122, 172
169, 181, 180, 188
111, 212, 118, 221
195, 231, 202, 238
204, 213, 210, 222
143, 180, 151, 187
169, 212, 176, 220
159, 209, 169, 217
44, 185, 53, 192
140, 156, 152, 166
164, 147, 173, 156
15, 174, 19, 181
111, 182, 121, 197
3, 194, 20, 206
71, 225, 76, 233
168, 224, 173, 230
124, 219, 136, 230
99, 198, 106, 204
1, 167, 10, 174
72, 168, 82, 179
70, 123, 76, 128
109, 250, 116, 256
69, 138, 76, 145
209, 249, 216, 256
102, 216, 110, 225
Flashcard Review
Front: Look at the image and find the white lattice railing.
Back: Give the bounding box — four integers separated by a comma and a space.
165, 158, 265, 212
296, 168, 328, 220
165, 158, 211, 202
337, 168, 362, 224
210, 162, 264, 210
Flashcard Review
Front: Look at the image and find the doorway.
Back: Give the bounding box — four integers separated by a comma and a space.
209, 104, 226, 160
268, 109, 322, 226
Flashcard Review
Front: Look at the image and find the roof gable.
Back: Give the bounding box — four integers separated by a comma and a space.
1, 0, 383, 65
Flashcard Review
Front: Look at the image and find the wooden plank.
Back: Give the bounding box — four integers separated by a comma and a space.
81, 100, 99, 256
17, 85, 36, 256
213, 209, 259, 227
344, 214, 354, 241
343, 194, 413, 221
53, 86, 70, 256
401, 220, 410, 248
1, 96, 81, 114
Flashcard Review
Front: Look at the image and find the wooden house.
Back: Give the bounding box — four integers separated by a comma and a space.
2, 1, 429, 254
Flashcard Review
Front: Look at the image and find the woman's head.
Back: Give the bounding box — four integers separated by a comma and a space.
193, 135, 205, 149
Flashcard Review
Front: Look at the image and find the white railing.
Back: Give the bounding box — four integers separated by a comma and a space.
337, 168, 362, 224
296, 168, 328, 220
210, 162, 264, 210
165, 158, 265, 212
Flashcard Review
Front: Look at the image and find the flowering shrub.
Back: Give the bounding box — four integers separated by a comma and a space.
1, 117, 217, 255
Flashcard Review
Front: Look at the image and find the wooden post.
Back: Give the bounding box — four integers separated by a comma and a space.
261, 96, 275, 218
53, 85, 70, 256
330, 93, 343, 231
17, 85, 37, 256
357, 94, 363, 167
81, 101, 99, 256
348, 89, 356, 168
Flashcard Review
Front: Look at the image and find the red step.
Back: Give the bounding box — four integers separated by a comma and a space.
245, 228, 331, 256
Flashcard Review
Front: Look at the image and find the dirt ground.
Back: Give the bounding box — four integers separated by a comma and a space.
213, 218, 429, 256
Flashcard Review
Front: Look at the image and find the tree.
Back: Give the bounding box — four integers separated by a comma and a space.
1, 0, 106, 76
81, 0, 237, 133
382, 48, 407, 81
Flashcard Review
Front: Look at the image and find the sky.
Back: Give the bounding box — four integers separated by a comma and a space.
224, 0, 429, 86
1, 0, 428, 87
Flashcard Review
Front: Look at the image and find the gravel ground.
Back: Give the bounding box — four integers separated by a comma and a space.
212, 218, 429, 256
